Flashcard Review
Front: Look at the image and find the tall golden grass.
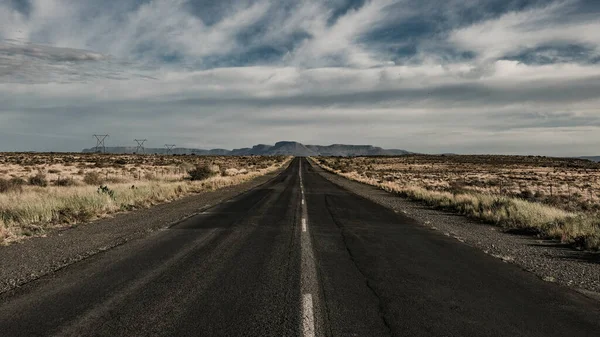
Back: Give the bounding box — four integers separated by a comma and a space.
0, 159, 290, 244
312, 158, 600, 251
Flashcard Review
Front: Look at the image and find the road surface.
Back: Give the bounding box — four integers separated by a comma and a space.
1, 158, 599, 336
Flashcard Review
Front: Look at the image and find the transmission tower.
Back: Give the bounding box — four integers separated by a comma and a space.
93, 134, 109, 153
165, 144, 176, 155
134, 139, 147, 154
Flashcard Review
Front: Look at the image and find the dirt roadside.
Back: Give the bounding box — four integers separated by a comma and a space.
0, 165, 288, 294
308, 160, 600, 297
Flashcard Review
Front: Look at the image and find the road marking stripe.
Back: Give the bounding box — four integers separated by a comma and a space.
302, 293, 315, 337
300, 159, 318, 336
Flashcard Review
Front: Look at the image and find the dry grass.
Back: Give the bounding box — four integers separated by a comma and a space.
313, 156, 600, 251
0, 153, 291, 244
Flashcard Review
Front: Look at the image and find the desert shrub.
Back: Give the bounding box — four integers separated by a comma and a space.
223, 168, 248, 176
0, 178, 25, 193
520, 189, 535, 200
48, 169, 61, 174
53, 207, 94, 224
449, 181, 468, 193
83, 172, 102, 185
55, 177, 77, 187
97, 185, 115, 199
29, 173, 48, 187
11, 177, 26, 186
188, 164, 218, 181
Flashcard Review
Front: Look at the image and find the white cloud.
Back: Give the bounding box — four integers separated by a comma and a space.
286, 0, 400, 68
448, 1, 600, 61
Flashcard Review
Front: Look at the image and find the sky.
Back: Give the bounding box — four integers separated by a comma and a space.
1, 0, 599, 155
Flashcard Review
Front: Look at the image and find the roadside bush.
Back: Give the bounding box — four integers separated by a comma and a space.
83, 172, 102, 185
520, 189, 535, 200
29, 173, 48, 187
97, 185, 115, 199
188, 164, 218, 181
55, 177, 77, 187
0, 178, 25, 193
11, 177, 26, 186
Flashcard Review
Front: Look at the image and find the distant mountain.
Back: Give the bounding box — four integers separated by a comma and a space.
268, 141, 318, 156
82, 141, 411, 156
306, 144, 410, 156
579, 156, 600, 162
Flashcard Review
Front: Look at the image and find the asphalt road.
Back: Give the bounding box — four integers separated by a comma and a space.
1, 157, 599, 336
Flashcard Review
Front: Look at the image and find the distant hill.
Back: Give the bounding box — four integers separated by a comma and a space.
306, 144, 410, 156
579, 156, 600, 162
82, 141, 411, 156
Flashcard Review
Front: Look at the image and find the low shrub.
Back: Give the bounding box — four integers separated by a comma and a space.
55, 177, 77, 187
188, 164, 218, 181
83, 172, 102, 185
97, 185, 115, 199
0, 178, 25, 193
29, 173, 48, 187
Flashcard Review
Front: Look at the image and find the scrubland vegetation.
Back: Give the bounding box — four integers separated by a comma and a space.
0, 153, 290, 244
313, 155, 600, 250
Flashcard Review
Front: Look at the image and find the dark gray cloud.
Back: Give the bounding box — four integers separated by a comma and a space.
0, 42, 106, 62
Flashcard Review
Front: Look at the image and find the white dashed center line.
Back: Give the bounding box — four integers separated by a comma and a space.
299, 159, 318, 337
302, 294, 315, 337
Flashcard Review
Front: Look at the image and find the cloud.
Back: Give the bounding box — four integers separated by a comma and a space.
0, 41, 106, 62
448, 1, 600, 62
0, 0, 599, 155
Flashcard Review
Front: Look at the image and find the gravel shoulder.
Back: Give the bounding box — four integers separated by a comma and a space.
309, 160, 600, 297
0, 165, 288, 294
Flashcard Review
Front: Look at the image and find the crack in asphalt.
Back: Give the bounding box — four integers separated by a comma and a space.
324, 194, 394, 337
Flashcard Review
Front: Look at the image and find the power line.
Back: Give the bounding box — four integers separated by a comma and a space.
134, 139, 147, 154
165, 144, 176, 155
93, 134, 109, 153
